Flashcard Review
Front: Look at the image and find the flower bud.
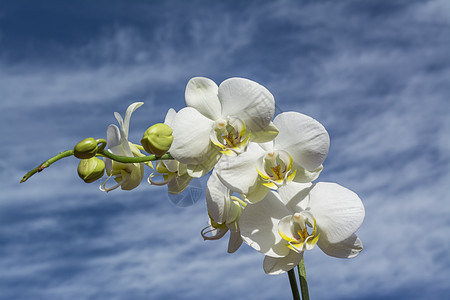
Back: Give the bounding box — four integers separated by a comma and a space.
77, 157, 105, 183
74, 137, 98, 159
141, 123, 173, 156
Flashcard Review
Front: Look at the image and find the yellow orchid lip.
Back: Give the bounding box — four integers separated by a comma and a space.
278, 215, 320, 253
210, 117, 250, 156
256, 150, 296, 189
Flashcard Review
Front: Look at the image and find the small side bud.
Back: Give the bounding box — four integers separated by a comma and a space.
74, 137, 98, 159
77, 157, 105, 183
141, 123, 173, 156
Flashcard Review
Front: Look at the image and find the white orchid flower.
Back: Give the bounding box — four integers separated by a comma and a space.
100, 102, 146, 192
216, 111, 329, 203
201, 171, 245, 253
148, 108, 194, 194
170, 77, 278, 178
239, 181, 365, 275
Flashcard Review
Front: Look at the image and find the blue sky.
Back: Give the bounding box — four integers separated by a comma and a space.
1, 0, 449, 299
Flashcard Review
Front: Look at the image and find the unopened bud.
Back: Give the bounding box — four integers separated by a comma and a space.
141, 123, 173, 156
74, 137, 98, 159
77, 157, 105, 183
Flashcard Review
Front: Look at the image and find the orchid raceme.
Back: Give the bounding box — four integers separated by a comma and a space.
201, 171, 245, 253
21, 75, 367, 300
216, 111, 329, 203
100, 102, 147, 192
239, 181, 365, 275
170, 77, 278, 178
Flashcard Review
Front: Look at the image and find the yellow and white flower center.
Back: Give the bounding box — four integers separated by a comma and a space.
278, 211, 320, 253
210, 117, 250, 156
256, 150, 297, 189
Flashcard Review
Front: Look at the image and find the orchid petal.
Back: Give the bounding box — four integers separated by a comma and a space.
114, 103, 143, 157
114, 112, 123, 132
227, 230, 243, 253
120, 163, 144, 191
206, 171, 230, 223
274, 112, 329, 171
277, 181, 313, 211
177, 162, 188, 176
185, 77, 221, 120
115, 102, 144, 141
186, 146, 221, 178
219, 78, 275, 132
245, 181, 270, 204
309, 182, 365, 244
250, 121, 279, 143
170, 107, 215, 164
129, 142, 144, 157
215, 142, 265, 194
263, 251, 303, 275
167, 172, 193, 195
106, 144, 131, 177
106, 124, 121, 149
163, 160, 179, 173
227, 200, 243, 226
105, 124, 121, 172
318, 233, 363, 258
258, 141, 274, 152
108, 144, 128, 157
292, 163, 323, 183
164, 108, 177, 127
239, 191, 291, 258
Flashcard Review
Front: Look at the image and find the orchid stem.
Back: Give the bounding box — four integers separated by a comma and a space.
20, 150, 75, 183
288, 269, 301, 300
20, 147, 174, 183
97, 149, 173, 163
297, 256, 310, 300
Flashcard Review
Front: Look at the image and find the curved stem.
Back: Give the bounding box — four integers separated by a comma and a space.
288, 269, 301, 300
96, 139, 107, 152
297, 256, 310, 300
20, 150, 75, 183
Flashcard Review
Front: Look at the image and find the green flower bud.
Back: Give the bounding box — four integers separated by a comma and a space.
141, 123, 173, 156
74, 137, 98, 159
77, 157, 105, 183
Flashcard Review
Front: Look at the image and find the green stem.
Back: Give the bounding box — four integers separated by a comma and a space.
21, 149, 173, 183
96, 139, 107, 152
297, 255, 310, 300
288, 269, 301, 300
20, 150, 75, 183
97, 149, 173, 163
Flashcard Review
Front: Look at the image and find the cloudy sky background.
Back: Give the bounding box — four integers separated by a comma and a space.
1, 0, 449, 299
